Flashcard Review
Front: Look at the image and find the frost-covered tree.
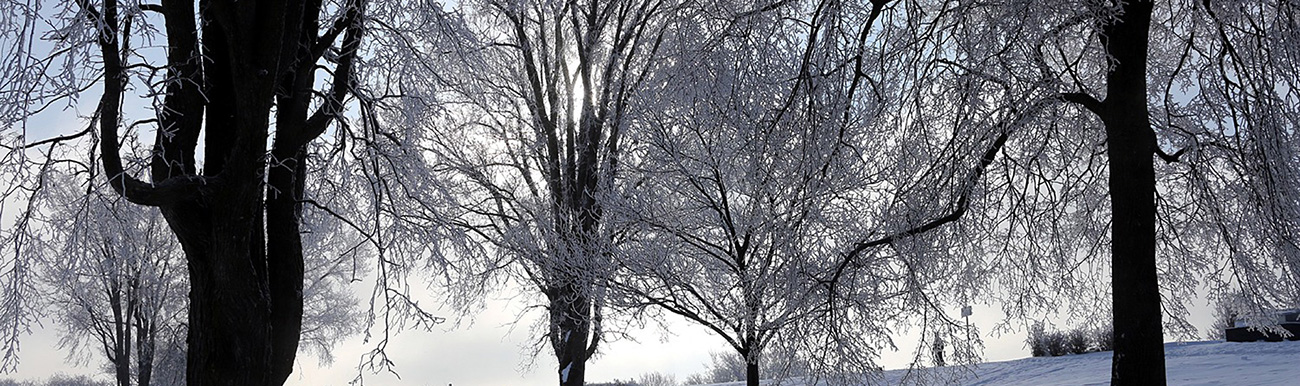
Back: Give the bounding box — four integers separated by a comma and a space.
607, 1, 1013, 384
36, 169, 186, 386
610, 3, 876, 383
0, 0, 381, 384
12, 130, 363, 386
898, 1, 1300, 384
379, 0, 679, 384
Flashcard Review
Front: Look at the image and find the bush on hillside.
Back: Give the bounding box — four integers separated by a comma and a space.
1028, 322, 1048, 357
1066, 329, 1090, 354
1029, 323, 1115, 357
1043, 331, 1069, 356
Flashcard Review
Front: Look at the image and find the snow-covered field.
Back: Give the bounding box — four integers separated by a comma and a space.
706, 340, 1300, 386
941, 340, 1300, 386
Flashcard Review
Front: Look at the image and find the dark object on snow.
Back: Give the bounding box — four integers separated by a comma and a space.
1225, 310, 1300, 342
932, 332, 946, 367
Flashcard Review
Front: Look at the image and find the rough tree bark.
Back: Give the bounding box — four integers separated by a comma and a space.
550, 283, 595, 386
1064, 1, 1166, 384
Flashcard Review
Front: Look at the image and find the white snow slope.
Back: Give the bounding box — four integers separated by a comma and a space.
704, 340, 1300, 386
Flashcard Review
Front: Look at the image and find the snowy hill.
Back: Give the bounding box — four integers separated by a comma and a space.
938, 340, 1299, 386
705, 340, 1300, 386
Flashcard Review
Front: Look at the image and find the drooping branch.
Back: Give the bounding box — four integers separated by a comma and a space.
23, 107, 95, 149
1155, 146, 1184, 163
828, 127, 1011, 287
1062, 92, 1104, 116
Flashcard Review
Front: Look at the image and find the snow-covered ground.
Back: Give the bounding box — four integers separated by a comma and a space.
705, 340, 1300, 386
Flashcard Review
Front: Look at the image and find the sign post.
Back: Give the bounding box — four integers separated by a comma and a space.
961, 305, 972, 342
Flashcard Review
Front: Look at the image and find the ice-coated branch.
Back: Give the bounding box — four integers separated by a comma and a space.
830, 128, 1011, 286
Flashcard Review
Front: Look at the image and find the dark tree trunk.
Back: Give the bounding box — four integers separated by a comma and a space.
110, 282, 131, 386
90, 0, 363, 383
746, 360, 760, 386
552, 284, 591, 386
265, 147, 307, 385
135, 313, 156, 386
1098, 1, 1166, 385
178, 201, 273, 386
169, 3, 280, 382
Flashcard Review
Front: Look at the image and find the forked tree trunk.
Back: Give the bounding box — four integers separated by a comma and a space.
90, 0, 362, 383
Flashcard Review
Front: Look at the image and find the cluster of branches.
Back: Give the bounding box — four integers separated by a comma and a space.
395, 0, 1013, 385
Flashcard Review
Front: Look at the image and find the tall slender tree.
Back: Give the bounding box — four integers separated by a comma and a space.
1059, 2, 1166, 382
921, 1, 1300, 385
393, 1, 678, 384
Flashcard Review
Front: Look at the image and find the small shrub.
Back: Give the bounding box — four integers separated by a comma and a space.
638, 372, 677, 386
1066, 329, 1089, 354
1044, 331, 1069, 356
42, 375, 110, 386
932, 332, 946, 367
681, 373, 710, 386
1029, 324, 1116, 357
1028, 321, 1047, 357
586, 380, 637, 386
